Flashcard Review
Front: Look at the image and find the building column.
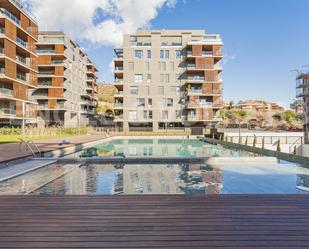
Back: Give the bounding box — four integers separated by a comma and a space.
123, 121, 129, 132
153, 122, 159, 132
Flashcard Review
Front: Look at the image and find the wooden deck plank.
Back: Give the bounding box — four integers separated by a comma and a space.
0, 195, 309, 248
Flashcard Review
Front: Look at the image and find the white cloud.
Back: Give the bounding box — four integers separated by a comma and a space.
24, 0, 177, 47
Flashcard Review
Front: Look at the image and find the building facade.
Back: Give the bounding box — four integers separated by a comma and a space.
35, 32, 98, 127
0, 0, 38, 126
113, 30, 223, 132
296, 71, 309, 143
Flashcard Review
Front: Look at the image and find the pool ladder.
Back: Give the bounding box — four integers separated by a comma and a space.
19, 140, 42, 158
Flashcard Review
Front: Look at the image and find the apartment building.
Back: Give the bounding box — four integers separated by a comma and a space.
113, 30, 223, 132
0, 0, 38, 126
296, 71, 309, 143
34, 31, 98, 127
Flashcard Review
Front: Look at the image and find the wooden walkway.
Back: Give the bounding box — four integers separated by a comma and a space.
0, 195, 309, 248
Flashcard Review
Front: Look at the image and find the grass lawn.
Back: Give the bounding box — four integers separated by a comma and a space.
0, 133, 84, 144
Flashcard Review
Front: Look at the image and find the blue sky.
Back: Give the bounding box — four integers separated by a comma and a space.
79, 0, 309, 108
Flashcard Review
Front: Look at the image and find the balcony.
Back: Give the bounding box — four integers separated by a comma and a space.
38, 81, 53, 87
0, 107, 16, 116
187, 51, 214, 57
114, 91, 124, 97
16, 73, 30, 83
38, 70, 55, 76
0, 87, 13, 96
114, 66, 124, 72
130, 42, 151, 47
36, 49, 56, 54
16, 55, 29, 66
0, 8, 20, 26
16, 37, 28, 49
161, 42, 182, 46
115, 103, 124, 108
114, 114, 124, 120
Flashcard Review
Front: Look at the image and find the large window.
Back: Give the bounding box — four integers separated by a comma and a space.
137, 98, 145, 107
147, 74, 151, 83
134, 74, 143, 84
134, 50, 143, 59
162, 110, 169, 120
160, 50, 169, 59
129, 111, 137, 120
143, 110, 153, 119
130, 86, 138, 95
164, 98, 174, 107
147, 50, 151, 59
176, 50, 182, 59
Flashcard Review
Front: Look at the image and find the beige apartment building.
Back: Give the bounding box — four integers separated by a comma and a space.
113, 30, 223, 132
0, 0, 38, 126
34, 31, 98, 127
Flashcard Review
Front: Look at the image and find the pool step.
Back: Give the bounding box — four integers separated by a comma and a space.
0, 159, 56, 183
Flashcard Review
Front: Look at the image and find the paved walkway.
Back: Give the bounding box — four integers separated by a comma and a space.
0, 135, 108, 164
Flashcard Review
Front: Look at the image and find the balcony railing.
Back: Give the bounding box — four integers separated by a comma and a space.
16, 73, 29, 83
115, 91, 124, 95
0, 27, 4, 35
114, 114, 124, 120
0, 87, 13, 96
115, 66, 124, 71
0, 8, 20, 25
0, 107, 16, 116
187, 76, 205, 81
36, 49, 56, 54
16, 55, 28, 65
114, 79, 124, 83
161, 42, 182, 46
130, 42, 151, 46
187, 51, 213, 56
38, 81, 53, 87
115, 103, 124, 107
16, 37, 28, 48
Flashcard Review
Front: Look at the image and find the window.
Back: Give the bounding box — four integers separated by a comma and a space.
143, 110, 153, 119
147, 74, 151, 83
130, 86, 138, 95
129, 111, 137, 120
162, 110, 169, 120
159, 62, 166, 71
137, 98, 145, 107
148, 98, 152, 107
176, 50, 181, 59
158, 86, 164, 95
160, 74, 169, 83
170, 61, 174, 71
147, 50, 151, 59
134, 50, 143, 59
165, 98, 173, 107
134, 74, 143, 84
146, 62, 150, 71
160, 50, 169, 59
128, 62, 134, 71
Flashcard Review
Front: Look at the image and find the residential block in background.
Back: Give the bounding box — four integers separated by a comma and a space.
0, 0, 38, 125
35, 31, 98, 127
113, 30, 223, 132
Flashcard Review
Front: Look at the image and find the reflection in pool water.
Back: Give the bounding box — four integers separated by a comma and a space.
78, 139, 259, 158
1, 162, 309, 195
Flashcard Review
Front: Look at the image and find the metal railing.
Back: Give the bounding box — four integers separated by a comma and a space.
0, 87, 13, 96
19, 139, 41, 157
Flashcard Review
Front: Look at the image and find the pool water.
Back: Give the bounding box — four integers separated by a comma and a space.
1, 161, 309, 195
76, 139, 259, 158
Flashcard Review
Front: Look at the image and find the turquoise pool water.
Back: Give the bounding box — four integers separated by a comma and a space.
76, 139, 259, 158
1, 161, 309, 195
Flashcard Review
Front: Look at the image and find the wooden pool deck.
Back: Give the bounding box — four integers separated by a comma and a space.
0, 195, 309, 248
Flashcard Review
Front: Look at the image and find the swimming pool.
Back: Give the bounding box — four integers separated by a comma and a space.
1, 161, 309, 195
75, 138, 259, 158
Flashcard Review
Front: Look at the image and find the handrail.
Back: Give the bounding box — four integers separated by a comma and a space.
28, 140, 41, 157
19, 139, 41, 157
289, 137, 303, 154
